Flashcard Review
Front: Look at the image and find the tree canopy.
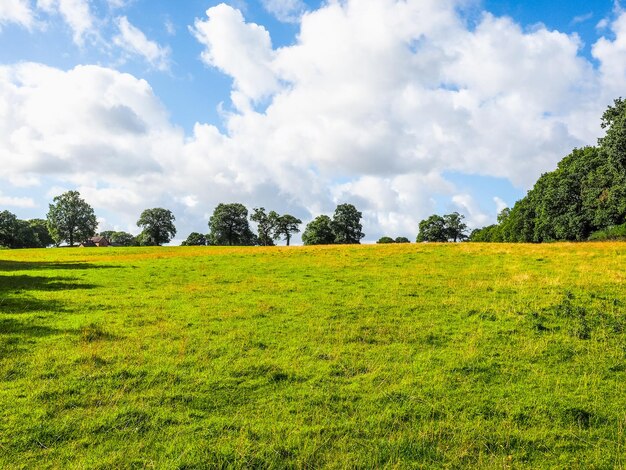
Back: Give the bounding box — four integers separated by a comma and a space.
274, 214, 302, 246
250, 208, 278, 246
331, 203, 364, 244
208, 203, 256, 246
302, 215, 335, 245
137, 208, 177, 246
181, 232, 207, 246
46, 191, 97, 246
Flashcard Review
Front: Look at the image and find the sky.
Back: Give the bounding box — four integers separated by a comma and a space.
0, 0, 625, 244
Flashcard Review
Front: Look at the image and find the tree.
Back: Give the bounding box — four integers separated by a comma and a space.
377, 236, 395, 244
250, 207, 278, 246
302, 215, 335, 245
46, 191, 97, 246
416, 215, 447, 242
274, 214, 302, 246
395, 236, 410, 243
0, 210, 19, 248
29, 219, 54, 247
599, 97, 626, 169
208, 203, 256, 246
137, 208, 177, 246
331, 203, 365, 244
182, 232, 207, 246
444, 212, 468, 242
99, 230, 136, 246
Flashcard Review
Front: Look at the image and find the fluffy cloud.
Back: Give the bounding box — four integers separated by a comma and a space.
3, 1, 626, 242
113, 16, 171, 71
0, 0, 34, 30
36, 0, 94, 45
191, 4, 278, 110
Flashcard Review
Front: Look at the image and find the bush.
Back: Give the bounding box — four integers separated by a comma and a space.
588, 223, 626, 241
377, 236, 395, 244
394, 237, 410, 243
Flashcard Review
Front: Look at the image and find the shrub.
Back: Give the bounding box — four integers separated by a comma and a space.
588, 222, 626, 241
377, 236, 395, 244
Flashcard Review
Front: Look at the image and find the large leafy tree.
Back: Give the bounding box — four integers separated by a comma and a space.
46, 191, 97, 246
250, 207, 279, 246
302, 215, 335, 245
137, 208, 177, 246
181, 232, 207, 246
444, 212, 468, 242
274, 214, 302, 246
29, 219, 54, 247
331, 203, 364, 244
416, 215, 447, 242
208, 203, 256, 246
0, 210, 19, 248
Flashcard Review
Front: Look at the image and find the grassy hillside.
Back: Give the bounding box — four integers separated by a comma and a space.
1, 243, 625, 468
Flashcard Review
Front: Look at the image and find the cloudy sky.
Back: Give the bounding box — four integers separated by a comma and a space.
1, 0, 625, 243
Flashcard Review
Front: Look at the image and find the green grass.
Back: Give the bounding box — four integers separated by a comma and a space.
1, 243, 625, 468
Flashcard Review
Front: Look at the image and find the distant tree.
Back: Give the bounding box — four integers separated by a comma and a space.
444, 212, 469, 242
182, 232, 207, 246
416, 215, 447, 242
331, 203, 365, 244
274, 214, 302, 246
29, 219, 54, 247
137, 208, 177, 246
250, 208, 279, 246
208, 203, 256, 246
99, 230, 136, 246
46, 191, 97, 246
0, 210, 19, 248
599, 97, 626, 169
377, 236, 395, 244
395, 236, 410, 243
302, 215, 335, 245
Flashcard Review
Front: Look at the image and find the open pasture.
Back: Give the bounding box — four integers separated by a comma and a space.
1, 243, 625, 468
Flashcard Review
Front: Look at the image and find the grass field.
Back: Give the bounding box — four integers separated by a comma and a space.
1, 243, 625, 468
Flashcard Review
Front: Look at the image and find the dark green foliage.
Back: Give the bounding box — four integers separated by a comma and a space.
474, 99, 626, 242
416, 215, 447, 242
0, 214, 54, 249
444, 212, 468, 242
331, 204, 364, 244
136, 208, 176, 246
181, 232, 207, 246
394, 237, 410, 243
274, 214, 302, 246
588, 222, 626, 240
377, 236, 395, 244
46, 191, 97, 246
28, 219, 54, 247
99, 231, 137, 247
302, 215, 334, 245
208, 203, 256, 246
0, 210, 19, 248
250, 208, 278, 246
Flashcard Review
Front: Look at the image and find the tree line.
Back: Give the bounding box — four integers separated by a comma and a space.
469, 98, 626, 242
0, 194, 370, 248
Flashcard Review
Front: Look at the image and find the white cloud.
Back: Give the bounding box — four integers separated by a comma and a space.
36, 0, 94, 45
262, 0, 306, 23
4, 3, 626, 242
113, 16, 171, 71
0, 192, 36, 208
0, 0, 34, 30
190, 4, 278, 110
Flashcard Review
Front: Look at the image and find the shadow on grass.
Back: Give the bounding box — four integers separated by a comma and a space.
0, 274, 98, 315
0, 318, 72, 338
0, 260, 120, 272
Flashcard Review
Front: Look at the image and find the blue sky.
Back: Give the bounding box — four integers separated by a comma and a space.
0, 0, 624, 242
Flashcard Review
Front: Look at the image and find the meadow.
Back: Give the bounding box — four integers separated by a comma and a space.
0, 243, 625, 468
